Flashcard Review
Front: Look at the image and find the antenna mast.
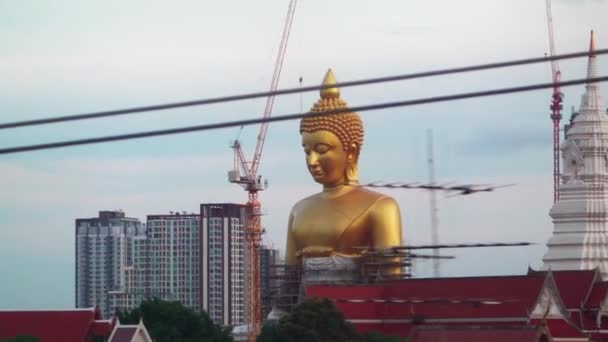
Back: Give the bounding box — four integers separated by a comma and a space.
427, 129, 440, 277
546, 0, 563, 203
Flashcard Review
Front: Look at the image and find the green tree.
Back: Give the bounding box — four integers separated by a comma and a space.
257, 298, 398, 342
117, 298, 232, 342
358, 332, 402, 342
3, 336, 39, 342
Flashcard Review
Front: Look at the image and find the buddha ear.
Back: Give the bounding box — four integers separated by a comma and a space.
347, 142, 360, 163
345, 142, 360, 185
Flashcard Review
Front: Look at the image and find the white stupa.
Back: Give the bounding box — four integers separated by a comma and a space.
543, 31, 608, 277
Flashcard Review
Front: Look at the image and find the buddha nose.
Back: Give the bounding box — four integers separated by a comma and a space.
307, 152, 319, 166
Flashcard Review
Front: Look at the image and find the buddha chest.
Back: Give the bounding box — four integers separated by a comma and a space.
290, 188, 382, 253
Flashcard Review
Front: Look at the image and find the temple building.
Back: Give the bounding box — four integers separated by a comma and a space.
543, 31, 608, 276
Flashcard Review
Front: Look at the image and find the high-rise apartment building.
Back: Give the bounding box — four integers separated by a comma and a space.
79, 205, 249, 322
146, 213, 201, 308
108, 213, 200, 315
107, 234, 165, 315
107, 265, 140, 315
200, 203, 247, 326
75, 211, 144, 317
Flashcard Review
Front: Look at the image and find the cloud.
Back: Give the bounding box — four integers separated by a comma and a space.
456, 125, 551, 156
0, 152, 310, 248
556, 0, 606, 4
387, 24, 436, 36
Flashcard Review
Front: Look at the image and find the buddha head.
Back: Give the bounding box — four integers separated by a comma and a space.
300, 69, 364, 187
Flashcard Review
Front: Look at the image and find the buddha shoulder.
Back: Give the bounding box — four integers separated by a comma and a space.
290, 186, 398, 214
356, 187, 401, 216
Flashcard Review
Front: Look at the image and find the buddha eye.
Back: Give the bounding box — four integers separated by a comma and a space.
315, 144, 331, 154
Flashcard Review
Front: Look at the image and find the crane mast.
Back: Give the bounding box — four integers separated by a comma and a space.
228, 1, 297, 340
545, 0, 563, 203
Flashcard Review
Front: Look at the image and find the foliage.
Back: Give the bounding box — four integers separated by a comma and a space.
92, 335, 107, 342
256, 322, 284, 342
257, 298, 399, 342
117, 298, 232, 342
358, 331, 402, 342
3, 336, 40, 342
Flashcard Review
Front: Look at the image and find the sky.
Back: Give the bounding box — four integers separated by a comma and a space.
0, 0, 607, 309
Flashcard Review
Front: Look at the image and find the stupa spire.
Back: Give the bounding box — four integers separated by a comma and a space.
586, 30, 598, 82
543, 30, 608, 277
590, 30, 596, 57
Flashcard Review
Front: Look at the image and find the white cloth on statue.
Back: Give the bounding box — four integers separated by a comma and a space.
302, 255, 359, 284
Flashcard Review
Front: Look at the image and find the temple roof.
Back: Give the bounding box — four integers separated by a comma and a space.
528, 269, 599, 310
307, 274, 557, 321
0, 306, 112, 341
585, 281, 608, 309
406, 325, 549, 342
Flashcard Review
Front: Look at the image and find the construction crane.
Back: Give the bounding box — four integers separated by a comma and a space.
545, 0, 563, 203
227, 1, 297, 340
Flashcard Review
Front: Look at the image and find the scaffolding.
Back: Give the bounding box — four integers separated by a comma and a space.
267, 242, 531, 314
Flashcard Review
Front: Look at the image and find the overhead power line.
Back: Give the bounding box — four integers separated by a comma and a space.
0, 75, 606, 155
0, 49, 606, 130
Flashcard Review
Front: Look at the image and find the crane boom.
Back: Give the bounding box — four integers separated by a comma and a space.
226, 1, 297, 341
545, 0, 563, 203
546, 0, 560, 85
231, 140, 249, 180
250, 0, 297, 178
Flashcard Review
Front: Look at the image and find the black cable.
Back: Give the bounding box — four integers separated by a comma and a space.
0, 75, 606, 155
0, 49, 606, 130
362, 242, 533, 251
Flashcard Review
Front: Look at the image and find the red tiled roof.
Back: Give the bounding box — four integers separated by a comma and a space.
578, 311, 597, 331
109, 327, 137, 342
92, 318, 116, 336
585, 281, 608, 309
0, 307, 106, 342
589, 332, 608, 342
385, 275, 546, 307
550, 270, 597, 309
354, 322, 414, 338
531, 318, 586, 338
406, 325, 545, 342
580, 312, 608, 333
332, 300, 533, 321
307, 275, 548, 320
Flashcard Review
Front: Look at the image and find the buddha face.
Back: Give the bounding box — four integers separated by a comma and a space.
302, 130, 357, 187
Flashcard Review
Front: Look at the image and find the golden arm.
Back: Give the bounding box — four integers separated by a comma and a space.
284, 212, 298, 265
369, 196, 403, 275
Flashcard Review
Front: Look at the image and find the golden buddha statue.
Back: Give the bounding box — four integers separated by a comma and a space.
285, 69, 403, 276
